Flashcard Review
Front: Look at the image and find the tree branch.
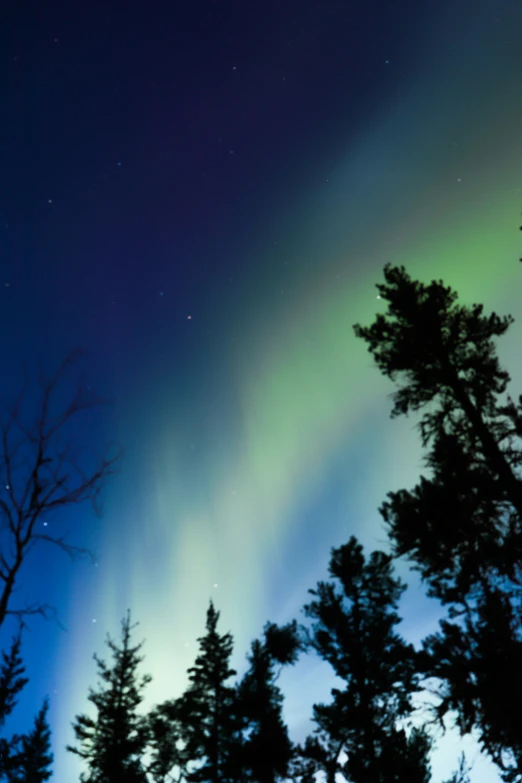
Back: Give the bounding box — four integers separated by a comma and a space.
0, 350, 120, 630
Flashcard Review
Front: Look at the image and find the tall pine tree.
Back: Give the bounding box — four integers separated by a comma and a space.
0, 633, 29, 780
297, 535, 432, 783
67, 610, 151, 783
0, 634, 28, 728
146, 698, 189, 783
147, 615, 302, 783
7, 697, 53, 782
170, 600, 239, 783
233, 629, 295, 783
354, 264, 522, 781
353, 263, 522, 603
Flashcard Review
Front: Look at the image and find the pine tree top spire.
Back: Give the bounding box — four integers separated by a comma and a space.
354, 263, 513, 425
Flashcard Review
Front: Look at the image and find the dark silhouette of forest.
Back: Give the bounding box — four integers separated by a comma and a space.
1, 263, 522, 782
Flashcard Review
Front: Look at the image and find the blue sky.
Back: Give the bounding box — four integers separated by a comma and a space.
2, 1, 522, 780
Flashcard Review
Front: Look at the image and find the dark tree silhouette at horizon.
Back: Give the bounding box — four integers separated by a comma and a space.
146, 614, 302, 783
354, 264, 522, 781
67, 611, 151, 783
165, 601, 239, 783
0, 633, 29, 780
233, 632, 295, 783
6, 697, 53, 782
293, 535, 433, 783
0, 633, 54, 781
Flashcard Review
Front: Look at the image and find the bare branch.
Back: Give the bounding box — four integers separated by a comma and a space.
0, 350, 120, 630
6, 601, 67, 632
31, 532, 96, 563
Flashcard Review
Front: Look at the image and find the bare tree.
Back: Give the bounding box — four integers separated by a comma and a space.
0, 349, 120, 629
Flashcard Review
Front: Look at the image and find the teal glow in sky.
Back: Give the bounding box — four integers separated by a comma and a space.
3, 1, 522, 781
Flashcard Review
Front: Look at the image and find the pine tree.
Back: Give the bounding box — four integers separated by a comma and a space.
7, 697, 53, 782
171, 600, 239, 783
0, 634, 28, 728
147, 616, 301, 783
146, 698, 189, 783
261, 620, 302, 668
297, 535, 432, 783
353, 263, 522, 604
354, 264, 522, 781
67, 610, 151, 783
233, 630, 295, 783
419, 579, 522, 781
0, 633, 29, 780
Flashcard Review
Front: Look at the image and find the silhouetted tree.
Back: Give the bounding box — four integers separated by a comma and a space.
146, 616, 302, 783
289, 728, 342, 783
261, 620, 303, 668
67, 611, 151, 783
0, 635, 28, 728
353, 263, 522, 604
295, 535, 432, 783
419, 579, 522, 781
233, 629, 295, 783
0, 633, 29, 779
0, 350, 119, 629
7, 697, 53, 782
168, 600, 239, 783
146, 699, 188, 783
354, 264, 522, 781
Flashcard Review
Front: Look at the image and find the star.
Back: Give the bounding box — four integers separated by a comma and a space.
187, 314, 192, 319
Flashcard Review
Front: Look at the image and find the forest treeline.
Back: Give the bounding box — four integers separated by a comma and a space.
0, 264, 521, 783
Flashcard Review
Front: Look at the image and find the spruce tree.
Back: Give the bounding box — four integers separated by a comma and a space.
353, 263, 522, 604
7, 698, 53, 782
234, 631, 294, 783
146, 698, 189, 783
0, 634, 28, 728
354, 264, 522, 781
172, 600, 238, 783
67, 610, 151, 783
0, 633, 29, 780
147, 617, 301, 783
297, 535, 432, 783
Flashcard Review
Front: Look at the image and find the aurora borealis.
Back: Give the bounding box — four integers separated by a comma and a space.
3, 1, 522, 780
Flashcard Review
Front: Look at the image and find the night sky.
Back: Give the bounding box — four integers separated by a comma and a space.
3, 1, 522, 781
